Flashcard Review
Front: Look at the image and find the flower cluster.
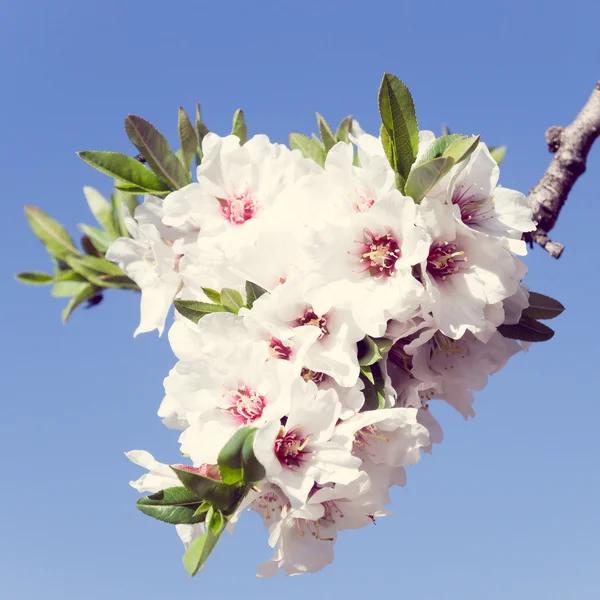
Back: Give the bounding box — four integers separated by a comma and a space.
109, 97, 546, 577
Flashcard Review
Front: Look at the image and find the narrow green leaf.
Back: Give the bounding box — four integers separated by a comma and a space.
66, 255, 123, 277
241, 429, 265, 483
77, 151, 171, 193
418, 134, 463, 163
170, 466, 243, 511
316, 113, 336, 152
15, 272, 53, 285
201, 287, 221, 304
174, 300, 230, 324
405, 156, 455, 203
443, 135, 480, 165
195, 103, 210, 163
231, 109, 248, 145
82, 186, 118, 237
218, 427, 254, 485
335, 115, 352, 143
289, 133, 326, 167
95, 274, 139, 290
378, 73, 419, 183
78, 224, 113, 253
489, 145, 507, 164
497, 315, 555, 342
114, 183, 156, 195
24, 206, 78, 260
137, 486, 207, 525
522, 292, 565, 320
61, 283, 97, 323
178, 108, 198, 172
245, 281, 267, 309
111, 188, 135, 238
220, 288, 244, 314
125, 115, 190, 189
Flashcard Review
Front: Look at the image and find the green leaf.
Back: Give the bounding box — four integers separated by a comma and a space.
231, 109, 248, 145
360, 364, 375, 385
358, 336, 394, 366
182, 525, 224, 577
65, 254, 123, 277
418, 134, 463, 163
178, 107, 198, 171
335, 115, 352, 143
360, 362, 387, 410
443, 135, 480, 165
245, 281, 267, 309
24, 206, 78, 260
241, 429, 265, 483
82, 186, 118, 237
77, 151, 171, 194
218, 427, 254, 485
220, 288, 244, 314
125, 115, 190, 189
114, 183, 156, 195
78, 224, 113, 253
289, 133, 326, 167
201, 287, 221, 304
174, 300, 230, 324
52, 272, 88, 298
522, 292, 565, 320
15, 272, 53, 285
195, 103, 210, 163
61, 283, 97, 323
137, 486, 207, 525
497, 315, 555, 342
405, 156, 455, 203
316, 113, 336, 152
111, 188, 136, 238
489, 145, 507, 164
94, 274, 139, 290
170, 466, 243, 511
378, 73, 419, 186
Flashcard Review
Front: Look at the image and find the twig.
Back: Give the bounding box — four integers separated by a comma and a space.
525, 82, 600, 258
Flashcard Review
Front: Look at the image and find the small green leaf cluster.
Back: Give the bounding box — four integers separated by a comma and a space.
17, 104, 249, 322
174, 281, 267, 323
136, 426, 264, 576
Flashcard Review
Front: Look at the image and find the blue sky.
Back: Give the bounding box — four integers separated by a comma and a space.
2, 0, 599, 598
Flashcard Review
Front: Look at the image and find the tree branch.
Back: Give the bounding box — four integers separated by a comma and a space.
525, 82, 600, 258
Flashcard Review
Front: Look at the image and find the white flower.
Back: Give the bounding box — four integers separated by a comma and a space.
255, 472, 385, 577
253, 380, 362, 508
106, 196, 187, 336
241, 278, 363, 387
162, 134, 316, 258
169, 344, 296, 465
434, 144, 536, 253
417, 198, 526, 339
304, 192, 430, 337
332, 407, 430, 468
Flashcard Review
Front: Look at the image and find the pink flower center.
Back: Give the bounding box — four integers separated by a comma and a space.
296, 307, 329, 339
274, 427, 311, 469
426, 241, 467, 282
268, 337, 292, 360
227, 385, 266, 424
218, 189, 257, 224
452, 183, 494, 226
353, 194, 375, 213
357, 229, 400, 278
